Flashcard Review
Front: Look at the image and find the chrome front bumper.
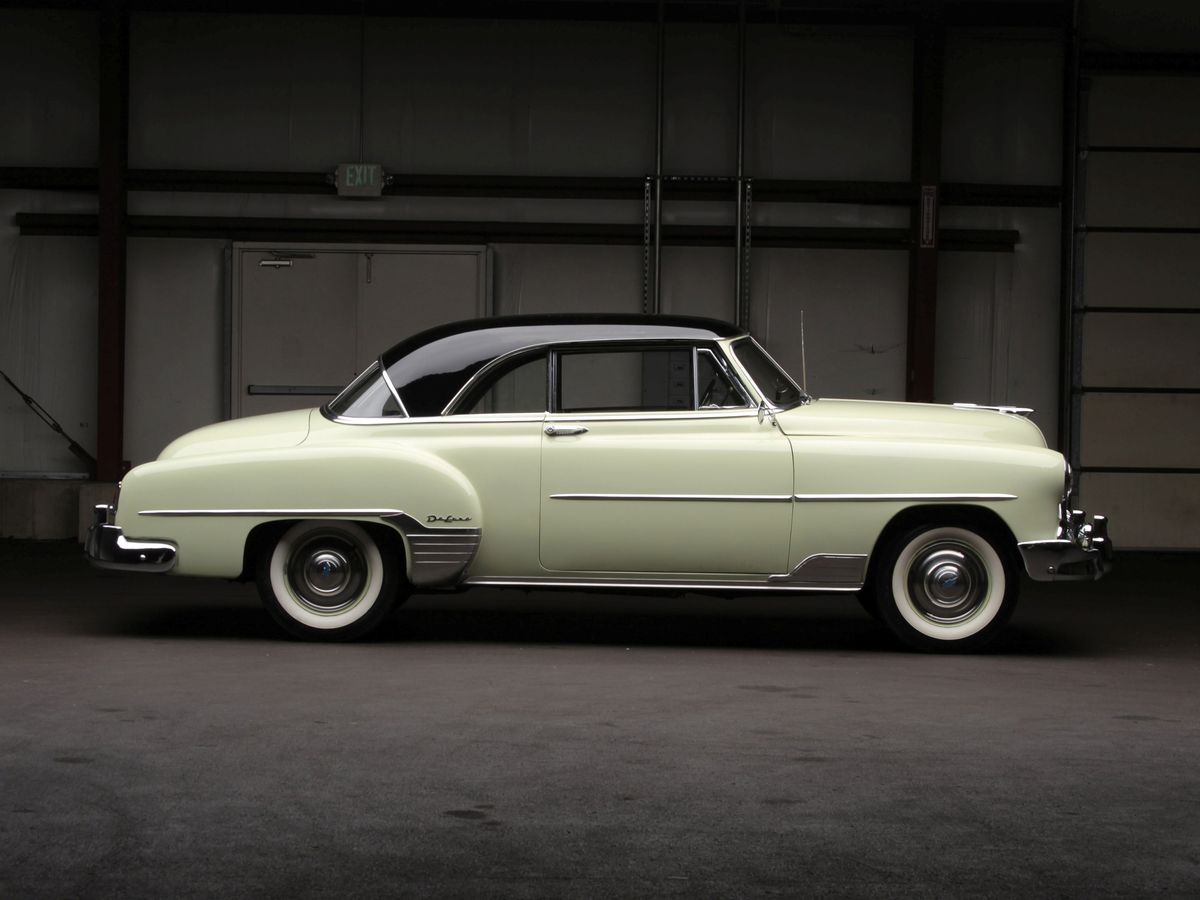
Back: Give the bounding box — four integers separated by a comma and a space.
1019, 511, 1113, 582
84, 504, 177, 573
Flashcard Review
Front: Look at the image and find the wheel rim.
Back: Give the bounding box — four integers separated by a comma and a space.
904, 540, 989, 626
285, 531, 368, 615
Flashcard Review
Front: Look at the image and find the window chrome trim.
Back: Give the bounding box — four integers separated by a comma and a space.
727, 336, 810, 409
696, 346, 753, 409
326, 412, 547, 426
791, 492, 1017, 502
440, 345, 548, 416
380, 364, 409, 418
323, 360, 379, 418
691, 345, 699, 410
549, 492, 792, 503
542, 409, 760, 424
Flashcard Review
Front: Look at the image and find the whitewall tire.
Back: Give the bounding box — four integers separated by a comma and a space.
256, 520, 400, 641
872, 523, 1016, 652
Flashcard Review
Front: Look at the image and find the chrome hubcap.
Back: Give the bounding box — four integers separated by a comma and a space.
906, 542, 988, 625
305, 550, 351, 596
287, 534, 367, 614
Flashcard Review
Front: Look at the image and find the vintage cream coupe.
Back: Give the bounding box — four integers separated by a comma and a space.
86, 315, 1110, 650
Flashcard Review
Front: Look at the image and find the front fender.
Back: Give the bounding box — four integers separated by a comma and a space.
785, 437, 1067, 566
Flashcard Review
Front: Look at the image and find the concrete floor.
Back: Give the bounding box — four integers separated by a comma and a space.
1, 540, 1198, 898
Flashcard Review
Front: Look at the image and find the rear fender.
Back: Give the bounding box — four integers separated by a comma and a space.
116, 446, 481, 583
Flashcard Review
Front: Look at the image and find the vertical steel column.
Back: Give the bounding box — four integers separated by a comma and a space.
1058, 0, 1082, 456
905, 20, 944, 403
1068, 78, 1091, 481
652, 0, 665, 313
734, 0, 748, 329
96, 1, 129, 481
642, 177, 653, 313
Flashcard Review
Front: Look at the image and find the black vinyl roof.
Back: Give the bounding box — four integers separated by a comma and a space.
379, 314, 745, 368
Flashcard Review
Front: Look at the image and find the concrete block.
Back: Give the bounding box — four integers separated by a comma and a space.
0, 480, 35, 538
0, 479, 85, 540
31, 481, 79, 539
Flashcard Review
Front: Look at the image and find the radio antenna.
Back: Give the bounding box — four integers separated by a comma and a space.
800, 309, 808, 392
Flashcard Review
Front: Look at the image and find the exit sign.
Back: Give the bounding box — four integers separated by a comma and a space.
334, 163, 385, 198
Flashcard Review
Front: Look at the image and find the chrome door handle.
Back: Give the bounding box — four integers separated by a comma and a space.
544, 424, 589, 437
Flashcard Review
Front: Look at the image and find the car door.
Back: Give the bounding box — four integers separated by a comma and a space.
539, 343, 794, 575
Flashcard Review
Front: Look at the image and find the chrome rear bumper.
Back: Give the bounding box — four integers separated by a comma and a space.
84, 504, 177, 573
1019, 512, 1113, 582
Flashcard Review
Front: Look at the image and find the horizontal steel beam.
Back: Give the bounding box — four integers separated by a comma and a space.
1086, 145, 1200, 155
1083, 51, 1200, 75
1083, 307, 1200, 315
0, 167, 1062, 208
0, 1, 1072, 28
1079, 467, 1200, 475
1079, 226, 1200, 235
14, 212, 1019, 251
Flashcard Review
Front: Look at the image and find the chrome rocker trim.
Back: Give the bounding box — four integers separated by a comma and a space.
766, 553, 868, 587
85, 505, 177, 574
464, 576, 863, 593
466, 555, 868, 593
1019, 513, 1113, 581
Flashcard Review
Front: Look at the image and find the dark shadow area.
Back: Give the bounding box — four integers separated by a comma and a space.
80, 591, 1094, 656
2, 540, 1193, 657
99, 605, 280, 641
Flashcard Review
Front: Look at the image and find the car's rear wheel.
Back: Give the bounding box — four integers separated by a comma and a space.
872, 522, 1016, 652
256, 520, 401, 641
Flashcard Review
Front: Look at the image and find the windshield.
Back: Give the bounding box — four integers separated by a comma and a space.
731, 338, 807, 408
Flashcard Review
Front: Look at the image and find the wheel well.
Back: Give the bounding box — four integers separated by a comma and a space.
237, 519, 407, 582
864, 504, 1019, 587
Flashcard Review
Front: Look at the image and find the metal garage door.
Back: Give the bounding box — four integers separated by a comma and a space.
1070, 74, 1200, 550
231, 244, 491, 418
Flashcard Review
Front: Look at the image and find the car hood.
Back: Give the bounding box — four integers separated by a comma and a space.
157, 409, 314, 460
774, 398, 1047, 448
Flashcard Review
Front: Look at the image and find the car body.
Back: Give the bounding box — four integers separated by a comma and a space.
86, 314, 1111, 650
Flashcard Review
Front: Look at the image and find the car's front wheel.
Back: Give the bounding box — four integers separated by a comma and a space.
256, 520, 401, 641
871, 522, 1016, 652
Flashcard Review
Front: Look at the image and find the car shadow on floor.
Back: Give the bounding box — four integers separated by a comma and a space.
90, 597, 1088, 656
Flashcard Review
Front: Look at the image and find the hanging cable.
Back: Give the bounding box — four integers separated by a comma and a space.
1, 368, 96, 471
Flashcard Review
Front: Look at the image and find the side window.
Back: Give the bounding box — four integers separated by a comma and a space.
697, 349, 751, 408
558, 348, 693, 413
458, 353, 548, 414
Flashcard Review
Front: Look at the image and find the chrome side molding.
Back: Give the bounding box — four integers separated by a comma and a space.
389, 512, 482, 588
953, 403, 1034, 417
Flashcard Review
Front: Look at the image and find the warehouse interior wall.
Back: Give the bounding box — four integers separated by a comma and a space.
1, 1, 1197, 546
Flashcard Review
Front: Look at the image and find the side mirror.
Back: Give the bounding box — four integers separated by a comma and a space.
757, 400, 777, 427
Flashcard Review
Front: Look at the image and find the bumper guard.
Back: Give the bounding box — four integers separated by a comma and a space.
85, 504, 177, 573
1019, 510, 1113, 582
